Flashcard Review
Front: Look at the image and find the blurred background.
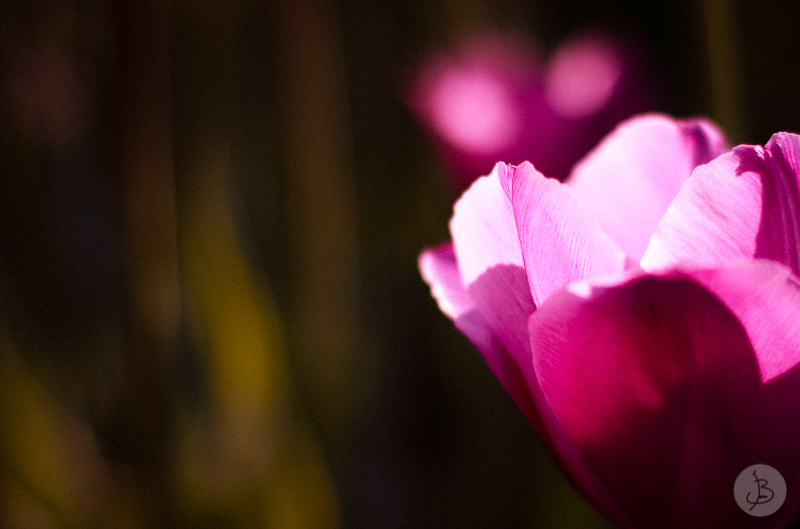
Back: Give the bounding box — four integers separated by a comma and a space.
0, 0, 799, 527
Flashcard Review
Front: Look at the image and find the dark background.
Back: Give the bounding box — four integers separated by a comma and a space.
1, 0, 799, 527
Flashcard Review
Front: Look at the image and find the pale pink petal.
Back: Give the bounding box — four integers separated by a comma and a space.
529, 262, 800, 528
448, 166, 538, 393
448, 165, 564, 447
640, 147, 760, 270
448, 167, 542, 421
498, 161, 628, 306
419, 243, 475, 320
418, 243, 542, 434
642, 132, 800, 275
450, 165, 525, 287
421, 241, 633, 529
568, 114, 727, 261
447, 169, 531, 354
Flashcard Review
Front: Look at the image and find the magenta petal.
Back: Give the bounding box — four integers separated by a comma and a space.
642, 132, 800, 275
691, 259, 800, 384
529, 263, 800, 528
498, 161, 627, 306
418, 243, 634, 528
568, 114, 727, 261
755, 133, 800, 274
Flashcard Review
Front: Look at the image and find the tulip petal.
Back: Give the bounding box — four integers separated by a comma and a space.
419, 242, 542, 433
642, 132, 800, 276
755, 133, 800, 274
419, 242, 475, 321
419, 243, 637, 528
420, 242, 636, 528
448, 165, 599, 452
529, 261, 800, 528
692, 259, 800, 384
448, 170, 546, 425
568, 114, 727, 261
450, 164, 526, 287
449, 164, 536, 375
640, 147, 762, 270
498, 161, 628, 306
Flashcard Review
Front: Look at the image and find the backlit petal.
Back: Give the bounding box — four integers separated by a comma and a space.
754, 133, 800, 275
419, 243, 475, 320
449, 167, 535, 377
498, 161, 628, 306
419, 242, 543, 434
447, 176, 543, 429
642, 132, 800, 276
568, 114, 727, 261
422, 243, 635, 528
449, 166, 538, 396
450, 165, 525, 287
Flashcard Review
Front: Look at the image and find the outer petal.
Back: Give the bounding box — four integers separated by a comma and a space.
642, 132, 800, 276
692, 259, 800, 384
498, 161, 628, 306
568, 114, 727, 261
448, 167, 545, 434
449, 166, 536, 371
760, 133, 800, 274
419, 245, 635, 529
529, 260, 800, 529
448, 162, 628, 518
419, 242, 475, 321
448, 162, 624, 474
450, 165, 525, 287
418, 243, 538, 428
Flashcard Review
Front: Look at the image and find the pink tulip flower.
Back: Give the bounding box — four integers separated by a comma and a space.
405, 29, 657, 191
420, 113, 800, 528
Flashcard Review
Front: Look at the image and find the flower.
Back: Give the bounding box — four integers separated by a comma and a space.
404, 29, 658, 191
419, 113, 800, 528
